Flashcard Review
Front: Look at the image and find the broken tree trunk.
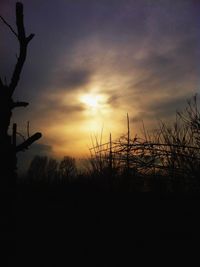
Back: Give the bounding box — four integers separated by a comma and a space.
0, 2, 42, 190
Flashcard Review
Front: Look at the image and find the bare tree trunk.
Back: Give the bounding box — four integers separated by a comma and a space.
0, 88, 16, 189
0, 2, 41, 190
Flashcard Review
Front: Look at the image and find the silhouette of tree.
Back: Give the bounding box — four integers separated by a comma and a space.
46, 158, 59, 183
59, 156, 77, 182
0, 2, 41, 188
27, 156, 48, 182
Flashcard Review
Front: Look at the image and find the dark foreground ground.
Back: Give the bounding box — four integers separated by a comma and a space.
1, 182, 200, 266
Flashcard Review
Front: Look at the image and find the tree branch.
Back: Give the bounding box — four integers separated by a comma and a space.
11, 101, 29, 109
16, 132, 42, 152
16, 2, 25, 41
9, 2, 35, 97
0, 15, 18, 37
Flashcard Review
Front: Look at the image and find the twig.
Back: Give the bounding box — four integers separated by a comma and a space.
0, 15, 18, 37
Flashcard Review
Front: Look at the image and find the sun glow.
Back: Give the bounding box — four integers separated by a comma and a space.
73, 92, 115, 139
80, 93, 108, 111
81, 94, 100, 108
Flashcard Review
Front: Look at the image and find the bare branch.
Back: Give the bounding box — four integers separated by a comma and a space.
26, 33, 35, 43
16, 132, 42, 152
0, 15, 18, 37
11, 101, 29, 109
9, 2, 35, 96
16, 2, 25, 40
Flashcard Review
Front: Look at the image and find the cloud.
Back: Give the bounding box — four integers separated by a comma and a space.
107, 93, 121, 107
147, 95, 191, 117
52, 68, 92, 91
40, 101, 85, 115
131, 94, 193, 124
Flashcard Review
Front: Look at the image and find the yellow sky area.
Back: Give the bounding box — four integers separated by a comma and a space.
18, 39, 193, 161
13, 68, 189, 161
39, 43, 145, 159
42, 89, 132, 159
46, 118, 126, 159
50, 124, 125, 159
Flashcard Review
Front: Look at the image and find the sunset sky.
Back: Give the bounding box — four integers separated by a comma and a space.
0, 0, 199, 172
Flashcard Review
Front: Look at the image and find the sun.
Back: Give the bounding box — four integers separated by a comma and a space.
81, 94, 100, 108
80, 93, 108, 111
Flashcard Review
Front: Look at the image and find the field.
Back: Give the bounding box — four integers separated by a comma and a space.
14, 183, 200, 266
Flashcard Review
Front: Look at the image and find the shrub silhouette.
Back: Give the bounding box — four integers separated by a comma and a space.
46, 158, 59, 183
59, 156, 77, 182
27, 156, 48, 182
26, 155, 77, 185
